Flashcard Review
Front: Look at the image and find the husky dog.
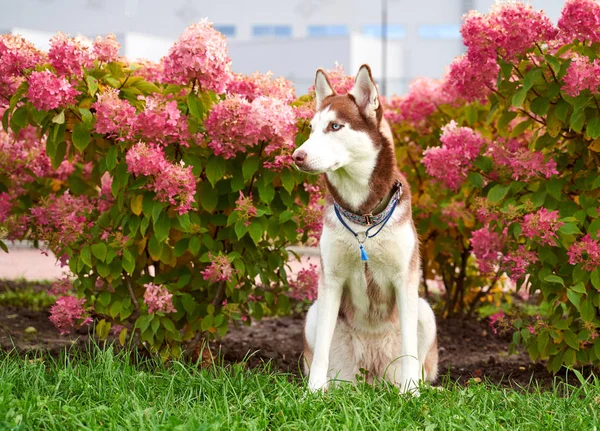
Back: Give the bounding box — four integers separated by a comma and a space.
292, 65, 438, 394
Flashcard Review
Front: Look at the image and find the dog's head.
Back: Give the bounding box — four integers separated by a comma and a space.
292, 64, 385, 174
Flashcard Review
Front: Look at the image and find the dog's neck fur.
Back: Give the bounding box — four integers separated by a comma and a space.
324, 120, 399, 215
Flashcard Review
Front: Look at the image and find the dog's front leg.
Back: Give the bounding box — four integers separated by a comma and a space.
395, 269, 420, 395
307, 276, 342, 392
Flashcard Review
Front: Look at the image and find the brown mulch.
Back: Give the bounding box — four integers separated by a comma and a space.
0, 280, 594, 389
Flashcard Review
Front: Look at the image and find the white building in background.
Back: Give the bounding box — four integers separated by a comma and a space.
1, 0, 564, 95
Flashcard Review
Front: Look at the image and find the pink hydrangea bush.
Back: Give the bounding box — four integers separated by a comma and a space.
384, 0, 600, 370
0, 24, 319, 356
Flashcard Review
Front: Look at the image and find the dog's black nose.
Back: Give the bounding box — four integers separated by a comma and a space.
293, 150, 307, 164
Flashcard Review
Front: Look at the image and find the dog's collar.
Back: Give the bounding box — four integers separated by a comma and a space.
333, 181, 403, 227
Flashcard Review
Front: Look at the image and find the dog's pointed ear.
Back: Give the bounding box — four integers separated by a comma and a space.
350, 64, 379, 117
315, 69, 335, 110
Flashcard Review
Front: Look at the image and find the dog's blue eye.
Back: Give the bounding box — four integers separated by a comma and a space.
331, 123, 342, 130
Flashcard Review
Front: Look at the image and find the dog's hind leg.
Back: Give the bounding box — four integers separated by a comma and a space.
417, 298, 438, 382
303, 301, 318, 376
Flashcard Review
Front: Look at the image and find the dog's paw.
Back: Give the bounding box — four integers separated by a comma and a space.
308, 376, 330, 393
398, 377, 420, 397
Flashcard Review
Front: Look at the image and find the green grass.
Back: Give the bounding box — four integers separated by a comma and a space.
0, 346, 599, 431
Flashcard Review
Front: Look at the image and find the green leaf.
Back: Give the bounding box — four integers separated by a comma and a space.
281, 169, 295, 193
570, 109, 586, 133
465, 104, 477, 125
187, 92, 202, 118
122, 249, 135, 274
72, 122, 91, 152
81, 245, 92, 268
0, 240, 8, 253
248, 221, 263, 245
571, 282, 587, 294
511, 87, 528, 108
530, 97, 550, 116
78, 107, 93, 125
205, 156, 226, 187
559, 223, 581, 235
154, 213, 171, 243
564, 331, 580, 351
580, 299, 596, 323
188, 236, 201, 256
587, 117, 600, 139
523, 68, 543, 90
148, 235, 163, 261
51, 110, 65, 124
510, 119, 532, 138
10, 106, 28, 134
546, 108, 562, 138
488, 184, 510, 203
467, 172, 483, 189
106, 146, 118, 171
555, 98, 571, 122
566, 289, 581, 308
242, 156, 260, 181
235, 221, 247, 240
86, 75, 98, 96
198, 181, 218, 212
91, 243, 107, 262
545, 275, 564, 285
591, 269, 600, 290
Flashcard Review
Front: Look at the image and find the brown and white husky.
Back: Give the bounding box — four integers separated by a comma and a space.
292, 65, 438, 394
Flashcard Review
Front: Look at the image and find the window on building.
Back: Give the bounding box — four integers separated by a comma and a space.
252, 25, 292, 38
363, 24, 406, 39
307, 25, 348, 37
214, 25, 236, 37
418, 24, 461, 40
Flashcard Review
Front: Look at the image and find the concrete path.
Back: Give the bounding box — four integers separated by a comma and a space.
0, 242, 320, 281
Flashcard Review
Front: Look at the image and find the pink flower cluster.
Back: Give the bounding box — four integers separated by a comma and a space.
48, 32, 93, 77
136, 96, 190, 145
442, 54, 499, 103
125, 142, 196, 214
205, 95, 296, 162
522, 208, 563, 246
49, 276, 72, 296
143, 282, 177, 314
446, 3, 555, 102
92, 34, 120, 63
504, 245, 539, 282
422, 121, 485, 190
386, 78, 447, 129
567, 234, 600, 271
470, 225, 503, 274
295, 182, 324, 243
441, 201, 473, 228
162, 19, 231, 93
462, 5, 556, 63
558, 0, 600, 44
0, 34, 43, 77
562, 55, 600, 97
27, 70, 79, 111
0, 192, 11, 223
487, 138, 558, 181
49, 295, 91, 334
201, 253, 236, 283
92, 88, 136, 138
234, 191, 258, 227
228, 71, 295, 103
288, 263, 319, 302
488, 310, 505, 334
29, 193, 93, 249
